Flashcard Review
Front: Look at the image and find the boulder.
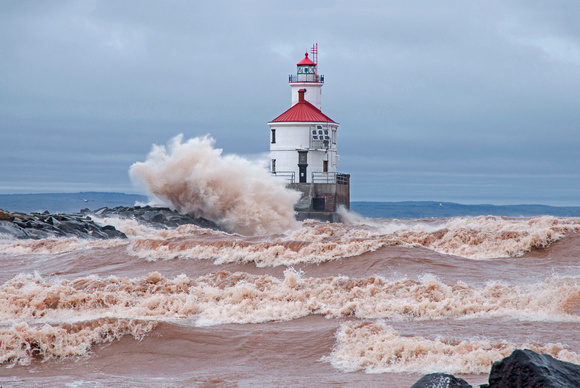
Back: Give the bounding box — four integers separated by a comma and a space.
482, 349, 580, 388
142, 211, 165, 223
0, 209, 14, 221
0, 205, 221, 240
0, 220, 29, 239
410, 373, 472, 388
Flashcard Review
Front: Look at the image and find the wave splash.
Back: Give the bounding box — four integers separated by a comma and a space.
1, 319, 156, 367
1, 216, 579, 265
2, 271, 579, 325
2, 271, 579, 367
327, 321, 580, 374
129, 135, 301, 235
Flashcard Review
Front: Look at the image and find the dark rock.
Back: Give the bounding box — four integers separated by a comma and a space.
0, 220, 29, 239
484, 349, 580, 388
143, 211, 165, 223
14, 220, 27, 228
194, 217, 220, 230
94, 207, 108, 216
0, 205, 222, 240
101, 224, 126, 239
22, 228, 54, 240
411, 373, 472, 388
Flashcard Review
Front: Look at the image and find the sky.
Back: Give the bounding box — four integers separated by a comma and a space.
1, 0, 579, 205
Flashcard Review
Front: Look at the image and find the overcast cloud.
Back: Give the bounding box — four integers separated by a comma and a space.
1, 0, 579, 204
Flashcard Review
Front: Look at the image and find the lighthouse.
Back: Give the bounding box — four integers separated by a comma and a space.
268, 44, 350, 222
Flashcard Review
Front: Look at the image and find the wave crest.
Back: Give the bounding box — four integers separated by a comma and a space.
327, 321, 580, 374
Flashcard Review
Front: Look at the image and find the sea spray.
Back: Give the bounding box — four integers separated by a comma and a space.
129, 135, 301, 235
326, 321, 580, 374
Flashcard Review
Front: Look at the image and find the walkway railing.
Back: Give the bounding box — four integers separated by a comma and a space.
271, 171, 295, 184
288, 74, 324, 83
311, 172, 349, 185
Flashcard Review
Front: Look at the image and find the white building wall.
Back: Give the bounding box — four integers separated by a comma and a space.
290, 83, 323, 109
270, 123, 309, 151
269, 121, 339, 183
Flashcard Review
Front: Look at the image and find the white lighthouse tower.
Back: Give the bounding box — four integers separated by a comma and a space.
268, 44, 350, 221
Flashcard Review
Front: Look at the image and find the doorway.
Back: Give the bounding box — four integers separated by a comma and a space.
298, 151, 308, 183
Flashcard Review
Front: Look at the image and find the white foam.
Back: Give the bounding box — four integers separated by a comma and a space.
326, 321, 580, 374
2, 272, 579, 326
2, 271, 580, 365
129, 135, 301, 235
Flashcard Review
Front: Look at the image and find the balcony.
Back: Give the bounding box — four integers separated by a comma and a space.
289, 74, 324, 83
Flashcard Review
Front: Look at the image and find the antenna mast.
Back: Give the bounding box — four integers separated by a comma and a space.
311, 43, 318, 76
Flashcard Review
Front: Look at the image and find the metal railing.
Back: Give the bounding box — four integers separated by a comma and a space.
289, 74, 324, 83
311, 172, 349, 185
271, 171, 295, 184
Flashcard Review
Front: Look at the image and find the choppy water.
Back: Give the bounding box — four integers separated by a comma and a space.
1, 214, 580, 387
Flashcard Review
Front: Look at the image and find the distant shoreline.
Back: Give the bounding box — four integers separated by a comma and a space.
350, 201, 580, 218
1, 192, 580, 218
0, 192, 148, 214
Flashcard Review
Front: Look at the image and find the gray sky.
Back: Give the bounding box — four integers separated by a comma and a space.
1, 0, 579, 205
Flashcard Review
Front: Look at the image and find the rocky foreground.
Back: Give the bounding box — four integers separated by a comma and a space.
0, 205, 220, 240
411, 349, 580, 387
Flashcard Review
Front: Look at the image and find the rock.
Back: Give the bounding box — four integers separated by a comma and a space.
0, 205, 222, 240
143, 211, 165, 223
0, 211, 127, 240
94, 207, 108, 216
482, 349, 580, 388
410, 373, 472, 388
21, 228, 54, 240
101, 224, 126, 239
0, 220, 29, 239
0, 209, 14, 221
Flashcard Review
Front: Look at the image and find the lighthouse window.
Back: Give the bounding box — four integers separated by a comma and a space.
271, 129, 276, 143
271, 159, 276, 172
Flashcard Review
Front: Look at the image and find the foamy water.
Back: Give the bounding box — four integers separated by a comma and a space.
1, 214, 580, 386
2, 214, 577, 266
2, 270, 578, 325
327, 321, 580, 374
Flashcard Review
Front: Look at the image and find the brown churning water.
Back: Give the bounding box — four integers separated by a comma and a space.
1, 212, 580, 386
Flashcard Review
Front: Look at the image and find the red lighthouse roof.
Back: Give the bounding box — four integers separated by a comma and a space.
271, 89, 335, 123
297, 52, 316, 66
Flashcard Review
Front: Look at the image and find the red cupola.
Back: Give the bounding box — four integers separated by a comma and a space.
297, 53, 316, 66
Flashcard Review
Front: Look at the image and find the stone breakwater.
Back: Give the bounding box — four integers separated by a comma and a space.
0, 206, 220, 240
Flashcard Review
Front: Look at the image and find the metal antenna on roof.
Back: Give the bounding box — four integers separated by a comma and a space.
311, 43, 318, 75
